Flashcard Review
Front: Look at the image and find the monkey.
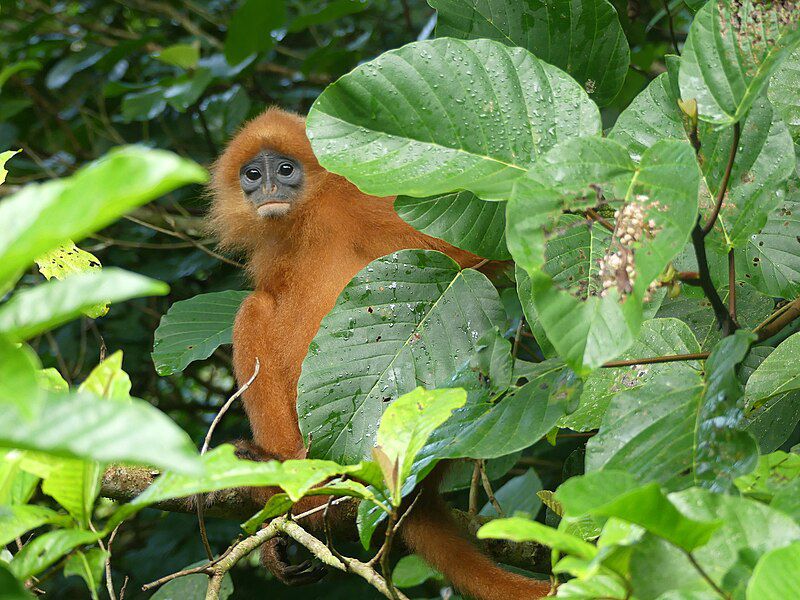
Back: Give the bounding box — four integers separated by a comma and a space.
208, 107, 551, 600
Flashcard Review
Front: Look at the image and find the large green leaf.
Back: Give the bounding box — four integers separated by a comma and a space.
0, 146, 207, 287
430, 0, 629, 106
394, 191, 511, 259
630, 488, 800, 598
747, 542, 800, 600
306, 38, 600, 199
512, 140, 700, 374
586, 375, 704, 490
152, 290, 250, 376
694, 331, 758, 492
679, 0, 800, 125
0, 392, 200, 474
298, 250, 506, 463
561, 318, 703, 432
0, 268, 168, 342
224, 0, 286, 64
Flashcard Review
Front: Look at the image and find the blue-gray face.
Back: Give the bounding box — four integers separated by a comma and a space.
239, 150, 304, 218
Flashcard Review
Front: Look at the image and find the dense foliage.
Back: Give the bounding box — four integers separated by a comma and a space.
1, 0, 799, 599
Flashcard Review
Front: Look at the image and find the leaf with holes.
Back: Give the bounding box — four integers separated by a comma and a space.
297, 250, 506, 464
152, 290, 250, 376
306, 38, 600, 200
679, 0, 800, 125
431, 0, 629, 106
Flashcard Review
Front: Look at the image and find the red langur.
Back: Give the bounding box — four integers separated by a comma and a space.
209, 108, 550, 600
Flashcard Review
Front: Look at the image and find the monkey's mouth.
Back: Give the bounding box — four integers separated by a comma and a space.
255, 201, 292, 218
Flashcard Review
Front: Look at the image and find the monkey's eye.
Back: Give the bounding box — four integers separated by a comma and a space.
277, 162, 294, 177
244, 167, 261, 181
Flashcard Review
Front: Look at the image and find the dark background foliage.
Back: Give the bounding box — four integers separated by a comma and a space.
0, 1, 699, 596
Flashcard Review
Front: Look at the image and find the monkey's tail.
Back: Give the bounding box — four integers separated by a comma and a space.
399, 468, 551, 600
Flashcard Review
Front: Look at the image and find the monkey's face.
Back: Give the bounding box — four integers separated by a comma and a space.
239, 150, 305, 219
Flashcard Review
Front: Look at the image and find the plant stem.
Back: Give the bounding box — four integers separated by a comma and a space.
683, 550, 730, 599
602, 352, 710, 368
691, 222, 735, 334
701, 122, 741, 236
727, 249, 737, 325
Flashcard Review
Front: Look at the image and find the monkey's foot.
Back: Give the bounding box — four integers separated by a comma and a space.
261, 537, 327, 586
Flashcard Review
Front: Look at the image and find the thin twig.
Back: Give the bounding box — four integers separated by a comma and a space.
378, 509, 401, 600
197, 359, 261, 559
728, 249, 737, 324
479, 460, 504, 517
585, 208, 615, 232
602, 352, 710, 368
104, 524, 122, 600
469, 460, 481, 516
692, 222, 735, 334
661, 0, 679, 53
683, 550, 730, 599
701, 122, 741, 237
754, 297, 800, 342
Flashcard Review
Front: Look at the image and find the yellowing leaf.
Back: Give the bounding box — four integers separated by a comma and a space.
78, 351, 132, 402
35, 241, 107, 318
0, 149, 20, 185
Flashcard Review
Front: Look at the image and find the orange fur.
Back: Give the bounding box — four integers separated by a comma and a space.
210, 107, 549, 600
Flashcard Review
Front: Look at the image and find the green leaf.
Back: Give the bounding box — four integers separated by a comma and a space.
9, 529, 101, 579
376, 387, 466, 503
63, 549, 108, 596
586, 375, 704, 490
745, 331, 800, 402
392, 554, 441, 588
679, 0, 800, 125
0, 563, 34, 600
394, 191, 510, 259
0, 505, 68, 547
163, 69, 214, 112
561, 318, 703, 431
21, 453, 102, 529
0, 149, 20, 185
45, 47, 107, 90
111, 445, 365, 526
307, 38, 600, 199
478, 516, 598, 559
224, 0, 286, 64
35, 241, 107, 319
0, 269, 168, 342
431, 0, 629, 106
769, 47, 800, 144
630, 488, 800, 597
695, 330, 759, 492
556, 574, 628, 599
424, 365, 577, 460
747, 542, 800, 599
298, 250, 506, 464
0, 146, 207, 287
589, 483, 721, 551
0, 391, 200, 474
480, 468, 542, 517
152, 290, 250, 376
154, 42, 200, 69
739, 188, 800, 298
78, 351, 132, 402
0, 336, 41, 417
555, 470, 641, 516
772, 479, 800, 522
289, 0, 372, 31
120, 88, 166, 122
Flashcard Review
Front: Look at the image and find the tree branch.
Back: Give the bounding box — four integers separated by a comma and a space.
99, 465, 549, 573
